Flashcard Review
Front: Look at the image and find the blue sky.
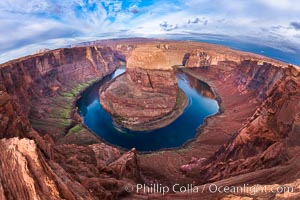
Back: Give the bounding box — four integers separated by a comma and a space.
1, 0, 300, 63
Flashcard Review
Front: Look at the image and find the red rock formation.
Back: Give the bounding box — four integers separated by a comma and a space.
0, 45, 122, 141
0, 45, 142, 199
126, 67, 178, 95
0, 91, 29, 138
0, 138, 63, 200
126, 46, 177, 95
54, 144, 139, 199
0, 39, 299, 200
0, 87, 140, 200
183, 63, 300, 184
0, 46, 119, 139
100, 46, 187, 131
0, 136, 141, 200
184, 49, 212, 68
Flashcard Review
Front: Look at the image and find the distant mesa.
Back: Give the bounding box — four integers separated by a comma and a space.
184, 49, 212, 68
100, 46, 187, 131
36, 48, 50, 54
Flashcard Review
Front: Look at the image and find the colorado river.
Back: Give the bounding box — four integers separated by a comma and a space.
76, 67, 219, 151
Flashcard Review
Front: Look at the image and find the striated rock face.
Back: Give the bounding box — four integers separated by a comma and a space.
126, 46, 178, 95
0, 46, 119, 140
53, 144, 140, 199
0, 91, 29, 139
0, 138, 62, 200
0, 45, 142, 200
100, 46, 187, 131
126, 67, 178, 95
0, 83, 140, 200
183, 63, 300, 185
0, 38, 300, 199
127, 46, 170, 70
184, 49, 212, 68
0, 137, 140, 200
0, 46, 118, 116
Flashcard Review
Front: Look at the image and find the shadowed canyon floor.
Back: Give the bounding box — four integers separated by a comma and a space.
0, 38, 299, 200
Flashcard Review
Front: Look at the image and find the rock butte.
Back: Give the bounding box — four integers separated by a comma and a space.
0, 38, 299, 199
126, 46, 171, 70
100, 46, 187, 131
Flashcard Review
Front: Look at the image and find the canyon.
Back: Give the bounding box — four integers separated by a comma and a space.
100, 46, 187, 131
0, 38, 299, 199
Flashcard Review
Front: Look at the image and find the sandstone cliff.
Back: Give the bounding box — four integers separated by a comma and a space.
178, 60, 300, 187
184, 49, 212, 68
127, 46, 171, 70
0, 136, 140, 200
0, 45, 142, 199
100, 46, 186, 131
192, 64, 300, 183
0, 38, 299, 200
126, 46, 177, 95
0, 46, 119, 140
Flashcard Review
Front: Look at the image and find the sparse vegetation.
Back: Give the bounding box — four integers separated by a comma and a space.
67, 125, 83, 135
30, 77, 99, 136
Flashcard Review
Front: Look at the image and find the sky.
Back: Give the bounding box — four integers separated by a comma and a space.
1, 0, 300, 64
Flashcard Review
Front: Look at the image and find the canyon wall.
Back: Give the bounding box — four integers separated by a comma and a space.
181, 52, 300, 187
132, 45, 300, 199
1, 46, 117, 113
184, 50, 212, 68
126, 46, 178, 95
0, 46, 143, 199
0, 39, 299, 199
195, 64, 300, 182
0, 46, 119, 140
100, 46, 185, 131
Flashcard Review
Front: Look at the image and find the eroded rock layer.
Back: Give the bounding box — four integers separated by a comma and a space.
0, 38, 299, 199
100, 46, 186, 131
184, 49, 212, 68
0, 46, 119, 141
0, 64, 140, 200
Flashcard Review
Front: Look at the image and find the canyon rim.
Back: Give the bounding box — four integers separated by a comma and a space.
1, 1, 300, 199
0, 38, 299, 200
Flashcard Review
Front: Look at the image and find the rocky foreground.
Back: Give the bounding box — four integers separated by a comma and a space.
0, 38, 299, 199
100, 46, 187, 131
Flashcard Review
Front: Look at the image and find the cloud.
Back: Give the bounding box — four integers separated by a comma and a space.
188, 18, 200, 24
0, 1, 109, 52
159, 21, 178, 31
187, 17, 208, 25
129, 5, 139, 14
1, 0, 300, 63
290, 22, 300, 30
